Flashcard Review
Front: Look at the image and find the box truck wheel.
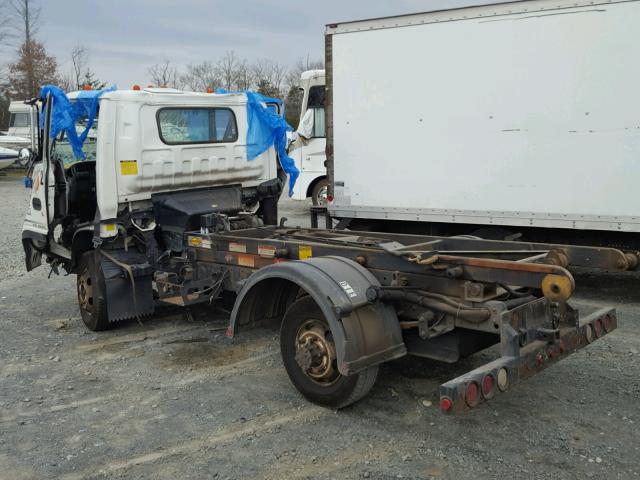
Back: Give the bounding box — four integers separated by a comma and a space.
280, 296, 378, 408
77, 251, 110, 331
311, 178, 329, 206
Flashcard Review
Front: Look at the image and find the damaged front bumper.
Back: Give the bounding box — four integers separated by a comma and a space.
439, 298, 617, 414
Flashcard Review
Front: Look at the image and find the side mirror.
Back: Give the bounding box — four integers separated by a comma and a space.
18, 148, 33, 166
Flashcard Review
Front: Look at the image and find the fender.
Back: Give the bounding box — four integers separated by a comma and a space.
229, 256, 407, 375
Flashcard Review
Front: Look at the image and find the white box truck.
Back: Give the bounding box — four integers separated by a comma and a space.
325, 0, 640, 255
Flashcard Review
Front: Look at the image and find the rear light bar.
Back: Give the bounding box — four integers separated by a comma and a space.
439, 306, 617, 414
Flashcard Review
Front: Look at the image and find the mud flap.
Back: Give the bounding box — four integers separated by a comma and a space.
100, 252, 154, 322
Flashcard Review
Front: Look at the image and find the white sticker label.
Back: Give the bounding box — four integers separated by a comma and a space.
339, 281, 357, 298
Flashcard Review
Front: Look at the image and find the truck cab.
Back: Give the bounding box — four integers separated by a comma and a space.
288, 70, 328, 206
7, 100, 36, 139
22, 86, 284, 330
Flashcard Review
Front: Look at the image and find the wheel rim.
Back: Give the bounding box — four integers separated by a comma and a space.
294, 319, 339, 386
78, 271, 94, 313
315, 185, 328, 206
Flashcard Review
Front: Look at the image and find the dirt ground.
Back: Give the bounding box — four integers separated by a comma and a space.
1, 176, 639, 480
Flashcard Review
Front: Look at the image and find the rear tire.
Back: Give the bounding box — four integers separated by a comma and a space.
280, 296, 378, 409
77, 251, 110, 331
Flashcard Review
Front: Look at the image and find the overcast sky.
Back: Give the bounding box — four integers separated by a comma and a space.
5, 0, 506, 88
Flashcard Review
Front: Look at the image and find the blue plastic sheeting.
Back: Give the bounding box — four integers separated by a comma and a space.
218, 89, 299, 196
39, 84, 116, 160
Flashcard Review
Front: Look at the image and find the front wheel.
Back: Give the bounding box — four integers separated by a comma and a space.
311, 178, 329, 207
280, 296, 378, 409
77, 251, 110, 331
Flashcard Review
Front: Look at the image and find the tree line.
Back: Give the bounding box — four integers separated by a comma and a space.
0, 0, 323, 131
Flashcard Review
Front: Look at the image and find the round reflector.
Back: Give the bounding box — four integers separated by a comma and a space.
440, 397, 453, 412
593, 318, 603, 338
585, 324, 594, 343
497, 368, 509, 391
465, 381, 480, 407
481, 374, 496, 399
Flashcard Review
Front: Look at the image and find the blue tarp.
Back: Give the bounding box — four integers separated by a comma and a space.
218, 89, 299, 196
39, 84, 116, 160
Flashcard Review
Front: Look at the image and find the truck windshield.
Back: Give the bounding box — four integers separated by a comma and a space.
52, 110, 99, 167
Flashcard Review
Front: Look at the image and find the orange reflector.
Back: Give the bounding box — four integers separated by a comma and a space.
132, 85, 141, 91
83, 85, 92, 90
206, 87, 214, 93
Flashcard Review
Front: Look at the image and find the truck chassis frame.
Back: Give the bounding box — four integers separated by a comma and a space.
108, 221, 619, 413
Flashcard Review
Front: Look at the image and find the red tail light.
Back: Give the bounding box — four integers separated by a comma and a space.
440, 397, 453, 412
481, 374, 496, 399
327, 195, 334, 203
593, 318, 603, 338
465, 381, 480, 407
602, 315, 614, 333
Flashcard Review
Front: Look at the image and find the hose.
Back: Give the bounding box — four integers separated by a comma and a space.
379, 289, 491, 323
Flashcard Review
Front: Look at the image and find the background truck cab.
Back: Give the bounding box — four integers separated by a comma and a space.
288, 69, 328, 206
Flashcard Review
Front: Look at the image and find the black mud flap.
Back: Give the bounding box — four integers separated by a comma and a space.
100, 252, 154, 322
22, 237, 43, 271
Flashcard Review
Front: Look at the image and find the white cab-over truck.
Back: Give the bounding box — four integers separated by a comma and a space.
288, 69, 328, 206
21, 85, 622, 414
324, 0, 640, 258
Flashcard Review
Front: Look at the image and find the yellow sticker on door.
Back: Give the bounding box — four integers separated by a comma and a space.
120, 160, 138, 175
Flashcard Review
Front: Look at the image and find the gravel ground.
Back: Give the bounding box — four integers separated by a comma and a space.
1, 175, 639, 480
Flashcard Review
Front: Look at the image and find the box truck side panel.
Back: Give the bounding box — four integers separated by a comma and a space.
329, 0, 640, 232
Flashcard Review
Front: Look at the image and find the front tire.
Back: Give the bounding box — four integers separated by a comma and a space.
311, 178, 329, 207
280, 296, 378, 409
77, 251, 110, 331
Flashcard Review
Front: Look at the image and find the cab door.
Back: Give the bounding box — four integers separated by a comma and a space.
22, 93, 55, 270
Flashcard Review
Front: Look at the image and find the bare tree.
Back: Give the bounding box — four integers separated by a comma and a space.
8, 0, 43, 99
9, 0, 40, 43
70, 43, 88, 90
180, 61, 219, 92
147, 58, 180, 88
216, 50, 240, 90
285, 56, 324, 91
251, 59, 287, 96
234, 59, 252, 91
0, 1, 11, 45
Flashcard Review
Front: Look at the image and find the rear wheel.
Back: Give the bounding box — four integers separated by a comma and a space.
77, 251, 110, 331
280, 296, 378, 409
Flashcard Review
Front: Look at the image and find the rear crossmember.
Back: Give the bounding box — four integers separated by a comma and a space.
439, 301, 617, 413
